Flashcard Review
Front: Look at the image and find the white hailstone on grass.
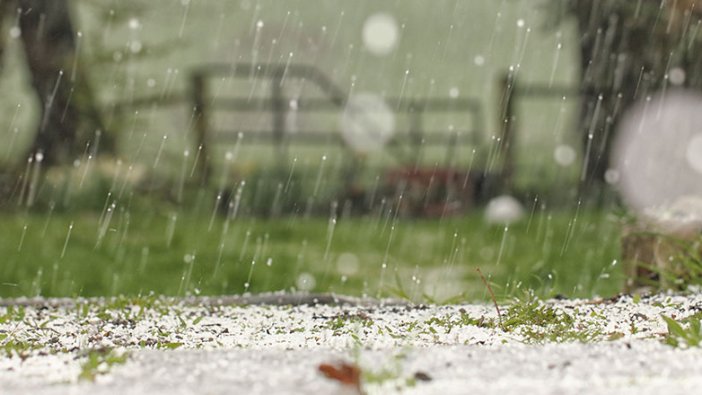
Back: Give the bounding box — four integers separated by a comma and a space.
553, 144, 576, 167
485, 195, 525, 225
296, 272, 316, 292
362, 13, 399, 55
449, 87, 460, 98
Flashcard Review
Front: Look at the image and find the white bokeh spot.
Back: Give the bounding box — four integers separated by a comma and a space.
554, 145, 576, 167
336, 252, 360, 276
485, 195, 525, 225
612, 90, 702, 213
340, 93, 395, 153
362, 13, 399, 56
296, 273, 316, 292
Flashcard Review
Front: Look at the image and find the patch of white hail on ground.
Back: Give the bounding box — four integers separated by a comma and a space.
2, 292, 702, 394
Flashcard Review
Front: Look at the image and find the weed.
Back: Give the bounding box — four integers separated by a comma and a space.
662, 315, 702, 348
0, 336, 41, 359
424, 311, 494, 334
79, 348, 129, 381
325, 312, 373, 334
624, 231, 702, 292
503, 293, 602, 343
156, 341, 183, 350
0, 306, 26, 324
476, 268, 502, 328
361, 351, 418, 392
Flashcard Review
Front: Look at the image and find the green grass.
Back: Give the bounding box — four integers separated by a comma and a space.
0, 0, 601, 303
0, 199, 622, 300
663, 315, 702, 348
501, 293, 603, 343
79, 348, 129, 381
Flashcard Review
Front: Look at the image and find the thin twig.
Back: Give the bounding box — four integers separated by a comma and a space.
476, 268, 503, 329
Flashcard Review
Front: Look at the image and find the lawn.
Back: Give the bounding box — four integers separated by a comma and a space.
0, 0, 619, 302
0, 203, 622, 301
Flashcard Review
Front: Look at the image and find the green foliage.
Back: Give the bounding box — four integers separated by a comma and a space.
325, 313, 374, 335
156, 341, 183, 350
503, 293, 602, 343
79, 348, 129, 381
0, 305, 25, 324
0, 209, 621, 300
29, 161, 116, 211
0, 336, 40, 358
424, 311, 494, 334
239, 166, 308, 217
503, 294, 573, 329
627, 232, 702, 291
663, 315, 702, 348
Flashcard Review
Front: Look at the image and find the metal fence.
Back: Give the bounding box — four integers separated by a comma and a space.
113, 63, 486, 185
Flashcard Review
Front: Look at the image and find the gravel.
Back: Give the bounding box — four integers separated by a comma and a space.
1, 291, 702, 394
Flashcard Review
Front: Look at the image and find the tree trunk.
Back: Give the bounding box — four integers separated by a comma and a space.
17, 0, 113, 166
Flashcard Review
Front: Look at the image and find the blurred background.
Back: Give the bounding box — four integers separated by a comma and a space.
0, 0, 700, 301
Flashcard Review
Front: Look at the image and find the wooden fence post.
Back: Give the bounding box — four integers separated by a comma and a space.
271, 68, 288, 166
409, 102, 424, 167
497, 72, 516, 192
191, 72, 212, 184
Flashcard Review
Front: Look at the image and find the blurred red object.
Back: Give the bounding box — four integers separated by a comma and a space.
383, 167, 475, 217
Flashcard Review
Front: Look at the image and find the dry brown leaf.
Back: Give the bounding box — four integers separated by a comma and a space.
318, 361, 362, 393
